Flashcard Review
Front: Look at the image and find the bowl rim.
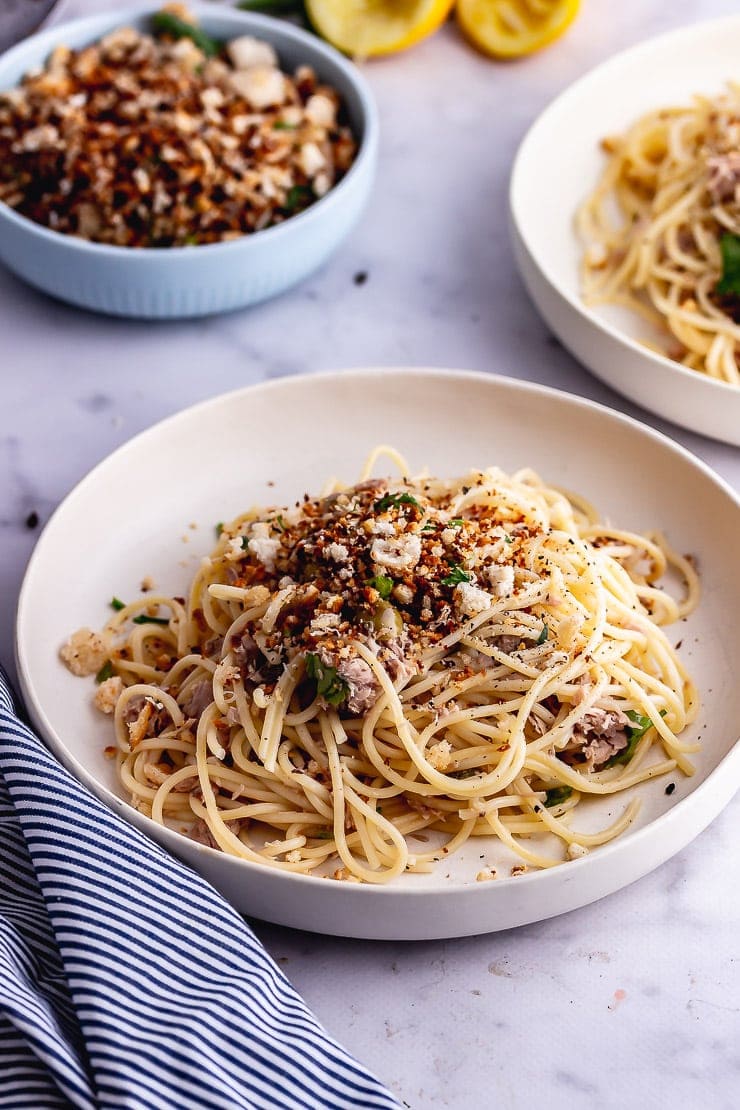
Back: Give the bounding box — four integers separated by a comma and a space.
0, 1, 379, 258
15, 365, 740, 902
509, 13, 740, 402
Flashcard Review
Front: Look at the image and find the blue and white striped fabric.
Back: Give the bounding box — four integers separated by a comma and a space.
0, 670, 399, 1110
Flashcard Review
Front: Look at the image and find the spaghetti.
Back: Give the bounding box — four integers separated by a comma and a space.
62, 449, 700, 882
578, 84, 740, 384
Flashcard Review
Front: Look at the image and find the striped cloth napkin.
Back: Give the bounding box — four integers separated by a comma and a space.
0, 669, 399, 1110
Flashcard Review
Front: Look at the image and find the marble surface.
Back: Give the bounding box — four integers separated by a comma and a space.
2, 1, 739, 1106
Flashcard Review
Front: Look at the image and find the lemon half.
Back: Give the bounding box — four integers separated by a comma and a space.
305, 0, 455, 57
457, 0, 580, 59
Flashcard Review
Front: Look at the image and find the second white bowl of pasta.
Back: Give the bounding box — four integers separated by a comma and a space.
510, 16, 740, 446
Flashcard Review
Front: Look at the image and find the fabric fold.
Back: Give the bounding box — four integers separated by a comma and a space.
0, 671, 398, 1110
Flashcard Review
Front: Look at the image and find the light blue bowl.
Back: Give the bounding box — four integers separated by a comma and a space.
0, 4, 378, 318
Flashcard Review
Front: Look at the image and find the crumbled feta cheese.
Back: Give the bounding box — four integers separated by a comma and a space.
229, 66, 286, 109
427, 738, 452, 771
371, 534, 422, 572
371, 520, 395, 536
94, 676, 122, 714
454, 582, 493, 618
305, 94, 336, 127
60, 627, 110, 676
298, 141, 326, 177
326, 542, 349, 563
226, 536, 245, 560
488, 564, 515, 597
392, 583, 414, 606
247, 523, 280, 571
313, 172, 331, 198
200, 85, 225, 110
227, 35, 278, 71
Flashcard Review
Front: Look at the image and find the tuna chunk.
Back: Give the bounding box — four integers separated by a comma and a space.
561, 707, 630, 769
706, 152, 740, 202
180, 678, 213, 719
337, 656, 378, 714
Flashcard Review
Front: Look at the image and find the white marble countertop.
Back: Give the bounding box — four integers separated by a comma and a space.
2, 1, 739, 1106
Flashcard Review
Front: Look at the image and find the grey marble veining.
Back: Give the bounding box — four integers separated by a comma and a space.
1, 2, 739, 1106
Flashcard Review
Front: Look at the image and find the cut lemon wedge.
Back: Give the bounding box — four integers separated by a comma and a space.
456, 0, 580, 58
305, 0, 455, 57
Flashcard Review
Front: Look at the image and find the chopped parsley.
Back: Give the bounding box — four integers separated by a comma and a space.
441, 565, 471, 586
366, 575, 394, 599
305, 653, 349, 707
241, 535, 250, 550
716, 232, 740, 296
151, 11, 220, 57
504, 535, 514, 544
215, 522, 224, 537
374, 492, 420, 512
110, 597, 126, 611
132, 614, 170, 626
273, 514, 286, 532
448, 518, 465, 528
544, 785, 573, 808
536, 623, 549, 645
284, 184, 314, 212
95, 660, 114, 684
238, 0, 305, 11
273, 120, 297, 130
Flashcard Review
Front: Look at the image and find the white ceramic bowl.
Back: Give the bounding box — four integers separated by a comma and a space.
16, 369, 740, 940
510, 17, 740, 447
0, 4, 378, 318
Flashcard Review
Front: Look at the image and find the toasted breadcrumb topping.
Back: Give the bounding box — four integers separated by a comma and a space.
0, 7, 356, 247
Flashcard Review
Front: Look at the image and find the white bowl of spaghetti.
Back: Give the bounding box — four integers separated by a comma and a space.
16, 369, 740, 940
510, 17, 740, 446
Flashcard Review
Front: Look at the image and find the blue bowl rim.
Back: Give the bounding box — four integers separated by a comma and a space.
0, 1, 379, 259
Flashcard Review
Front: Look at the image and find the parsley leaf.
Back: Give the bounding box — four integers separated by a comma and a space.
441, 565, 471, 586
536, 623, 549, 645
448, 518, 465, 528
110, 597, 126, 611
284, 185, 314, 212
215, 522, 224, 537
132, 614, 170, 626
716, 232, 740, 296
238, 0, 305, 11
374, 492, 420, 512
544, 785, 573, 808
305, 653, 349, 707
95, 660, 114, 684
151, 11, 220, 57
367, 575, 394, 599
273, 120, 297, 131
240, 535, 250, 550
